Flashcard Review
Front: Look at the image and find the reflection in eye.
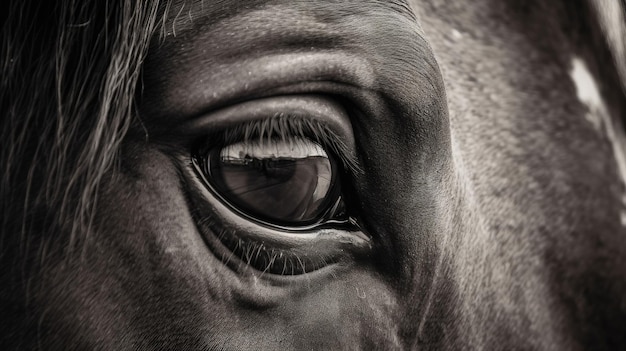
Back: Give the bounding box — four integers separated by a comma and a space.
214, 138, 336, 223
196, 134, 347, 229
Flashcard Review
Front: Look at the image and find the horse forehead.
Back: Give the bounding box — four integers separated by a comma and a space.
143, 0, 443, 127
157, 0, 425, 68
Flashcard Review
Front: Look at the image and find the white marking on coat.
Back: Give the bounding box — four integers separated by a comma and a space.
451, 29, 462, 40
570, 57, 626, 225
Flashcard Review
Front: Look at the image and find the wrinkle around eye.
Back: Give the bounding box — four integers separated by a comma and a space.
140, 51, 376, 121
180, 95, 353, 141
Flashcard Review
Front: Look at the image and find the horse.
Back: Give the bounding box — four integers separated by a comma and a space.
2, 0, 626, 349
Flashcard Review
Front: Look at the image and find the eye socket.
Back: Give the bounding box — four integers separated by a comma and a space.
187, 114, 368, 275
194, 136, 348, 230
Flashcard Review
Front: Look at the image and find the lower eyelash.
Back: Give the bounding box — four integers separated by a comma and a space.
216, 227, 338, 275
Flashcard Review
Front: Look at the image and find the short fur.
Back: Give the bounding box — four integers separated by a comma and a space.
2, 0, 626, 349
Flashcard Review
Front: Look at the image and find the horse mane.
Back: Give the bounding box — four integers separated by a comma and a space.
0, 1, 168, 265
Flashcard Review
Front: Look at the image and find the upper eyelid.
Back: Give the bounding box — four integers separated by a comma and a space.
175, 95, 360, 168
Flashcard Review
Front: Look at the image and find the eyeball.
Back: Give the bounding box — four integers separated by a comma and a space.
197, 137, 346, 228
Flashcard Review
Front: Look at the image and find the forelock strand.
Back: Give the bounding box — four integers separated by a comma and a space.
0, 1, 171, 265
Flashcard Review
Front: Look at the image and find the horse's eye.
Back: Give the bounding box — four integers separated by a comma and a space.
189, 118, 365, 275
196, 137, 346, 228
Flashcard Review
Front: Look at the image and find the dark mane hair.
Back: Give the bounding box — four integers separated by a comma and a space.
0, 1, 168, 264
0, 1, 172, 344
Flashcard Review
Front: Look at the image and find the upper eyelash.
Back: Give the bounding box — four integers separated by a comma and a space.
204, 115, 361, 175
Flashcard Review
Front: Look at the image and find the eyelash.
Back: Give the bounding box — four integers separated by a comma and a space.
195, 115, 361, 176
